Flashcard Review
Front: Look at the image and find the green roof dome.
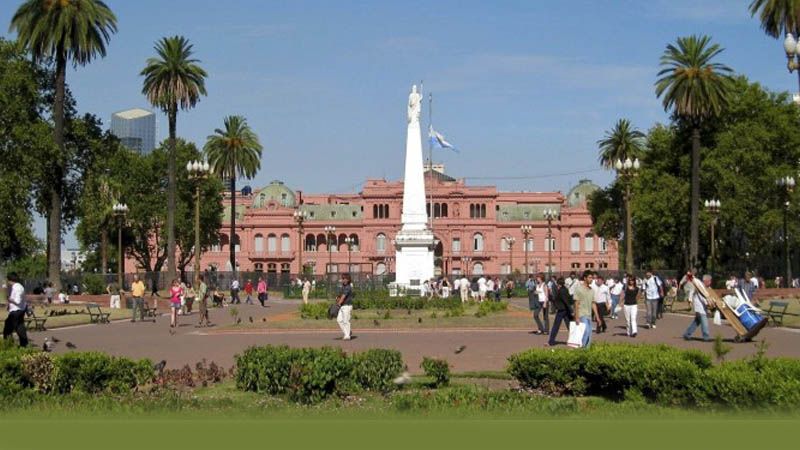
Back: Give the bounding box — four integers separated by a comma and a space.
567, 179, 600, 207
253, 180, 296, 208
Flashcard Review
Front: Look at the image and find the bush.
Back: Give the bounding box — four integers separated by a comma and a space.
475, 301, 508, 317
351, 294, 462, 310
81, 273, 106, 295
21, 352, 55, 393
53, 352, 154, 394
299, 302, 330, 320
351, 349, 404, 392
421, 357, 450, 387
0, 344, 36, 396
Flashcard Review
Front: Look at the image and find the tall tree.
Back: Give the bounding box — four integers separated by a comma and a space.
655, 35, 733, 268
203, 116, 263, 272
749, 1, 800, 102
10, 0, 117, 289
597, 118, 645, 168
140, 36, 207, 284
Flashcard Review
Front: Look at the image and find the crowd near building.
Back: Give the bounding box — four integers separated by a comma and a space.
183, 166, 617, 278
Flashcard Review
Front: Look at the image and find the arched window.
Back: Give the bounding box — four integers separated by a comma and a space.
469, 204, 476, 218
584, 233, 594, 252
219, 234, 229, 252
441, 203, 448, 217
375, 262, 387, 275
337, 233, 347, 252
384, 204, 390, 219
373, 204, 378, 218
280, 263, 291, 273
599, 237, 607, 253
434, 203, 441, 218
267, 234, 277, 253
473, 233, 484, 252
305, 234, 316, 252
376, 233, 387, 253
501, 237, 510, 252
316, 233, 327, 252
254, 234, 264, 253
254, 263, 264, 272
280, 234, 290, 252
480, 204, 486, 218
349, 233, 360, 251
267, 263, 277, 273
570, 233, 580, 253
473, 262, 484, 275
233, 234, 241, 252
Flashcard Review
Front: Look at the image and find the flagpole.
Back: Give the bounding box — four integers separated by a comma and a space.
427, 92, 434, 233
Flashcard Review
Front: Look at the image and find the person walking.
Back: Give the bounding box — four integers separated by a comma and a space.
573, 270, 595, 348
593, 275, 609, 333
183, 282, 196, 314
107, 281, 121, 309
130, 274, 146, 322
336, 273, 355, 340
197, 274, 210, 327
609, 277, 623, 319
623, 277, 639, 337
44, 282, 55, 305
3, 273, 28, 347
643, 270, 663, 329
302, 278, 311, 304
244, 279, 254, 305
536, 273, 550, 334
459, 275, 469, 303
527, 274, 548, 335
230, 277, 241, 304
169, 279, 182, 329
477, 275, 487, 302
547, 277, 573, 346
256, 276, 267, 307
683, 274, 713, 342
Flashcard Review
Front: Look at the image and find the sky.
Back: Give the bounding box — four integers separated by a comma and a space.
0, 0, 794, 249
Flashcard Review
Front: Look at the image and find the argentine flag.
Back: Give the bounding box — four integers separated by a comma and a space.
429, 125, 458, 153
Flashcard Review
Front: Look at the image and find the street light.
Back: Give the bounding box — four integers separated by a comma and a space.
187, 160, 210, 286
777, 176, 795, 287
506, 236, 516, 276
615, 157, 641, 275
783, 33, 800, 99
543, 207, 558, 278
112, 202, 128, 289
704, 199, 721, 276
324, 225, 336, 274
461, 256, 472, 276
344, 236, 355, 273
520, 225, 532, 276
293, 210, 308, 276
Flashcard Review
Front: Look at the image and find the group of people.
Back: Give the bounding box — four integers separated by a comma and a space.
452, 275, 515, 302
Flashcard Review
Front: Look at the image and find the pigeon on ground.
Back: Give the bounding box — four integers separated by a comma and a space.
65, 342, 77, 349
248, 316, 253, 323
50, 336, 60, 343
373, 319, 380, 327
169, 328, 176, 335
236, 318, 242, 325
153, 360, 167, 373
262, 317, 267, 322
393, 371, 412, 386
418, 317, 422, 324
454, 345, 467, 354
42, 338, 56, 352
407, 309, 411, 315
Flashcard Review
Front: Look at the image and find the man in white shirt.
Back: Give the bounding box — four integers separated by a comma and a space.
593, 276, 610, 332
486, 278, 495, 298
644, 270, 663, 329
565, 272, 577, 296
230, 278, 240, 304
3, 273, 28, 347
683, 274, 712, 342
459, 276, 469, 303
477, 276, 487, 302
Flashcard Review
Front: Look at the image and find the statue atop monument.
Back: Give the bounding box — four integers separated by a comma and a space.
407, 84, 422, 124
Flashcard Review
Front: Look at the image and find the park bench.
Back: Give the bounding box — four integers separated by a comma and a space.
24, 308, 47, 331
765, 301, 789, 327
86, 303, 111, 324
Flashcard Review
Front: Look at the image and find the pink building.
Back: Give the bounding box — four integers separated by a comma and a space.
196, 167, 618, 277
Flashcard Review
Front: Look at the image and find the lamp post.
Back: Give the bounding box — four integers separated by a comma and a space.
777, 176, 795, 287
344, 236, 355, 273
782, 33, 800, 101
293, 210, 308, 276
461, 256, 472, 276
704, 199, 721, 277
324, 225, 336, 274
543, 208, 558, 278
615, 157, 641, 275
506, 236, 516, 275
520, 225, 532, 276
112, 202, 128, 289
187, 160, 210, 285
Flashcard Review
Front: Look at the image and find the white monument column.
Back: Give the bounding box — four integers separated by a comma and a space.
394, 85, 434, 290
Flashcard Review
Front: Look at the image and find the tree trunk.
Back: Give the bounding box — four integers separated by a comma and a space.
100, 229, 108, 274
690, 126, 701, 269
165, 105, 177, 284
230, 177, 236, 274
48, 53, 67, 291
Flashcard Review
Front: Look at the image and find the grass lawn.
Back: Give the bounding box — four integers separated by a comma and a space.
221, 302, 536, 330
0, 304, 132, 329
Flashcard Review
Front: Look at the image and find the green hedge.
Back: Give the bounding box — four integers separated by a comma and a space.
0, 345, 154, 397
235, 345, 404, 402
421, 357, 450, 387
299, 302, 330, 320
507, 343, 800, 409
352, 296, 463, 310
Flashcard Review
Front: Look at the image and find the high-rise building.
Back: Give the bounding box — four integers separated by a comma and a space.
110, 108, 156, 154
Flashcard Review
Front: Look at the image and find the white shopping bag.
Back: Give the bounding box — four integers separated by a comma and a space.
567, 321, 586, 348
713, 310, 722, 326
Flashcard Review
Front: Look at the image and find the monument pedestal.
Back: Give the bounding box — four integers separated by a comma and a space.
394, 229, 434, 293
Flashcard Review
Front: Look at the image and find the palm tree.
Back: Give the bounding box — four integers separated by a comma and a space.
655, 35, 733, 268
10, 0, 117, 290
749, 0, 800, 91
597, 119, 645, 274
204, 116, 263, 273
141, 36, 207, 283
597, 118, 645, 169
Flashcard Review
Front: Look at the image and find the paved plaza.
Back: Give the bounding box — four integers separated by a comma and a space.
32, 297, 800, 373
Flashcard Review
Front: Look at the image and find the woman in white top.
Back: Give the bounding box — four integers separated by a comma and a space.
609, 278, 624, 319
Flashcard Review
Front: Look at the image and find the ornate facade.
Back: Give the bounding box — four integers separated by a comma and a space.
195, 167, 618, 277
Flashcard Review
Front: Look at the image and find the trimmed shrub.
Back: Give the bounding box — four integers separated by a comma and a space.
53, 352, 154, 394
0, 344, 36, 396
475, 301, 508, 317
507, 346, 589, 396
352, 295, 462, 310
351, 349, 404, 392
299, 302, 330, 320
21, 352, 55, 393
421, 357, 450, 387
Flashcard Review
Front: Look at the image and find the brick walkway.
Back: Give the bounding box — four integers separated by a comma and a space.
36, 298, 800, 373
